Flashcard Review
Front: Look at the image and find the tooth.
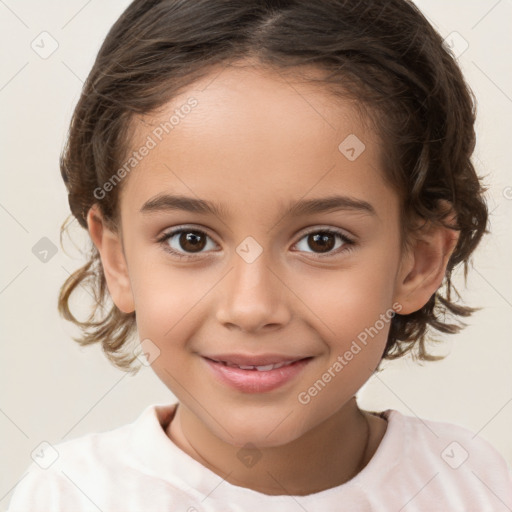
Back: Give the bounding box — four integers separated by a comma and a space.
220, 360, 299, 370
255, 364, 275, 371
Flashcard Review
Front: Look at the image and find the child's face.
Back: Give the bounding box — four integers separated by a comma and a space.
97, 63, 418, 447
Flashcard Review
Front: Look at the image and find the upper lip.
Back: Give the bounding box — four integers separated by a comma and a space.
202, 353, 312, 366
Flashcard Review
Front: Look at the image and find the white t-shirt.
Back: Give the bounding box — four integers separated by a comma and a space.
6, 402, 512, 511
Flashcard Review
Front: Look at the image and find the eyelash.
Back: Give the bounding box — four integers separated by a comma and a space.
157, 226, 356, 261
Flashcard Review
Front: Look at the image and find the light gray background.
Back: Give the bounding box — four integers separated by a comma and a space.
1, 0, 511, 508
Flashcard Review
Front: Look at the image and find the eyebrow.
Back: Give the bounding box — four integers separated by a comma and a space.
140, 194, 377, 218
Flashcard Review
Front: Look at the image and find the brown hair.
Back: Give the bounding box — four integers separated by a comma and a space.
58, 0, 488, 374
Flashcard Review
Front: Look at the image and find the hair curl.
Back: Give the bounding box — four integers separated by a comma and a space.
58, 0, 489, 373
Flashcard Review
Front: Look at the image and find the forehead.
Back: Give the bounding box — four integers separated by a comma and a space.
129, 61, 374, 147
120, 63, 393, 221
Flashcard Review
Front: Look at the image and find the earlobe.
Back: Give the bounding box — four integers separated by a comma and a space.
86, 205, 135, 314
393, 206, 460, 315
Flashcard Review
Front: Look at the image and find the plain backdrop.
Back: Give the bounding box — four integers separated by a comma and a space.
1, 0, 511, 508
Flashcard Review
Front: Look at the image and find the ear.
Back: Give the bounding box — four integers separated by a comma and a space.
86, 204, 135, 314
393, 201, 460, 315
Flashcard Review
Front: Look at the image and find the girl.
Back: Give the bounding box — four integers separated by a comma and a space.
7, 0, 512, 510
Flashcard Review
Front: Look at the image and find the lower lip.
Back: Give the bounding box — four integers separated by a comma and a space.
203, 357, 313, 393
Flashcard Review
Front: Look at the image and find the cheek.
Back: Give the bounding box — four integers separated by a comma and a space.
129, 261, 203, 344
297, 262, 397, 334
292, 270, 394, 423
293, 261, 397, 388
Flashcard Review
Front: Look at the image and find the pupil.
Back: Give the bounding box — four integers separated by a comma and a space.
310, 233, 334, 253
180, 232, 206, 252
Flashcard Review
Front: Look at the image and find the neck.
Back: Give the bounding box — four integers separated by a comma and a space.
166, 397, 374, 496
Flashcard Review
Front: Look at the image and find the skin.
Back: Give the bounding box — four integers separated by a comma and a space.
87, 61, 459, 496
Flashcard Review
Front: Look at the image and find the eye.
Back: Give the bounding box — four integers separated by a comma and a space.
157, 227, 218, 260
293, 228, 355, 258
157, 226, 356, 261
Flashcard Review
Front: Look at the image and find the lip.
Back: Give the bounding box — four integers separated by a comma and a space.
202, 355, 313, 393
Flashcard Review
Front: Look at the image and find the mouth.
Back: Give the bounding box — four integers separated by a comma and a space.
201, 355, 314, 393
203, 356, 311, 371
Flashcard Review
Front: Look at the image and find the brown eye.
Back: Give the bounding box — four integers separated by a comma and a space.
159, 228, 217, 258
178, 231, 207, 253
294, 229, 354, 257
307, 232, 336, 253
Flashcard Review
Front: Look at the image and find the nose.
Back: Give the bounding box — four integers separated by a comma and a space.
215, 251, 291, 333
